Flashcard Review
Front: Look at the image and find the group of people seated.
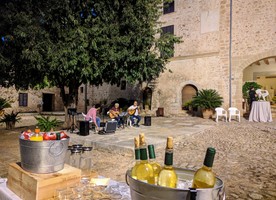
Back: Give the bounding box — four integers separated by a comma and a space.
84, 100, 141, 131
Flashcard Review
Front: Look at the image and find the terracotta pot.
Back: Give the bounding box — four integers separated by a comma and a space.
202, 109, 213, 119
5, 121, 15, 129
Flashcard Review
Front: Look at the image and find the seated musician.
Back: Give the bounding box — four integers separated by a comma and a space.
85, 104, 101, 131
109, 103, 124, 128
127, 100, 141, 127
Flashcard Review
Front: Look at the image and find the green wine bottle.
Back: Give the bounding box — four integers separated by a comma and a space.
158, 137, 178, 188
135, 133, 154, 184
131, 137, 140, 179
148, 144, 161, 185
192, 147, 216, 188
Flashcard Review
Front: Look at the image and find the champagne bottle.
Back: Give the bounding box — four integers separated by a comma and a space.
131, 137, 140, 179
158, 137, 178, 188
148, 144, 161, 185
192, 147, 216, 188
135, 133, 154, 184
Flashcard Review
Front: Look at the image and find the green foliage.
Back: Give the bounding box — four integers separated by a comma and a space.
192, 89, 223, 110
183, 100, 192, 107
0, 0, 181, 110
35, 115, 61, 132
0, 111, 21, 123
242, 82, 262, 99
0, 97, 11, 110
272, 96, 276, 104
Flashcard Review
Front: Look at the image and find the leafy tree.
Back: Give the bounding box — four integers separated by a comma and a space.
0, 0, 180, 126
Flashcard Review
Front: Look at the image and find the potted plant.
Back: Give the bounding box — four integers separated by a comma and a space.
182, 100, 193, 111
35, 115, 61, 131
0, 97, 11, 116
191, 89, 223, 119
0, 111, 21, 129
272, 96, 276, 105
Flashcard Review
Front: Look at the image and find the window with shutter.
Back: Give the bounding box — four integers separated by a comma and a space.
19, 93, 28, 107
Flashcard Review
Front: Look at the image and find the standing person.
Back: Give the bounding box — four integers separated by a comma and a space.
109, 103, 124, 128
128, 100, 141, 127
249, 86, 257, 111
85, 104, 101, 131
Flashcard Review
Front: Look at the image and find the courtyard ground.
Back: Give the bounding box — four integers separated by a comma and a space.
0, 114, 275, 200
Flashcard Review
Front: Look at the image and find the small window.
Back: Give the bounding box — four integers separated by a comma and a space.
161, 25, 174, 35
19, 93, 28, 107
161, 25, 175, 58
80, 87, 84, 93
163, 1, 175, 14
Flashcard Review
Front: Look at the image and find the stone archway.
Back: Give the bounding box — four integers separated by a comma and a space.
234, 48, 276, 112
181, 84, 198, 110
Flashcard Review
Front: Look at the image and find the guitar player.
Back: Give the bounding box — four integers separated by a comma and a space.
127, 100, 141, 127
109, 103, 124, 128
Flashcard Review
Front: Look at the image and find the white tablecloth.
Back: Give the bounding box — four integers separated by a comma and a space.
0, 179, 21, 200
249, 101, 273, 122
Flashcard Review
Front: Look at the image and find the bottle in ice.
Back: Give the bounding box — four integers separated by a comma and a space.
131, 137, 140, 179
135, 133, 154, 184
29, 126, 43, 141
192, 147, 216, 188
148, 144, 161, 185
158, 136, 178, 188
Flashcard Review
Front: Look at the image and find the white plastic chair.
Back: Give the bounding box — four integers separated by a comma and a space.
228, 107, 240, 122
127, 116, 133, 127
215, 108, 227, 122
256, 89, 269, 101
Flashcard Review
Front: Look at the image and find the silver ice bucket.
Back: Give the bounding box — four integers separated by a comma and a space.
19, 138, 69, 174
126, 168, 225, 200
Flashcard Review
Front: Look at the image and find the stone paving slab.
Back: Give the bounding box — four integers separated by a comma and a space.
67, 116, 215, 154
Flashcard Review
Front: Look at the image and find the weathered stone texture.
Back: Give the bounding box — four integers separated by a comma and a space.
0, 86, 63, 113
1, 0, 275, 116
153, 0, 276, 115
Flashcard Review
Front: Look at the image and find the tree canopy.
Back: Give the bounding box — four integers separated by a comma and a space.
0, 0, 180, 108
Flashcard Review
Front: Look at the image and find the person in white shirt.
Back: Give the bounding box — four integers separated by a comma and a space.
127, 100, 141, 127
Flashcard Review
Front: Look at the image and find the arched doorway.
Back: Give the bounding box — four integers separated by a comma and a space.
243, 56, 276, 112
182, 84, 197, 110
143, 87, 152, 110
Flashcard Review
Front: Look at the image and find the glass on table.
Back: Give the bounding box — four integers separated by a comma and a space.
70, 148, 82, 168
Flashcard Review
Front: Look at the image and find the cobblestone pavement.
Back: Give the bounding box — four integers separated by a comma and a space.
0, 114, 275, 200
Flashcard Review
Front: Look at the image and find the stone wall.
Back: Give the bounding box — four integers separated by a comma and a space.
0, 86, 63, 113
1, 0, 275, 116
151, 0, 276, 116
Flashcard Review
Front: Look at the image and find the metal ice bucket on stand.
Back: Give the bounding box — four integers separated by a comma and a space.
126, 168, 225, 200
19, 137, 69, 174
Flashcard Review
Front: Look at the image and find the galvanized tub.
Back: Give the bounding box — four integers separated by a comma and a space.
19, 138, 69, 174
126, 168, 225, 200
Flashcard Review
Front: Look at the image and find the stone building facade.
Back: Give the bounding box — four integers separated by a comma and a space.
148, 0, 276, 115
92, 0, 276, 116
1, 0, 275, 116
